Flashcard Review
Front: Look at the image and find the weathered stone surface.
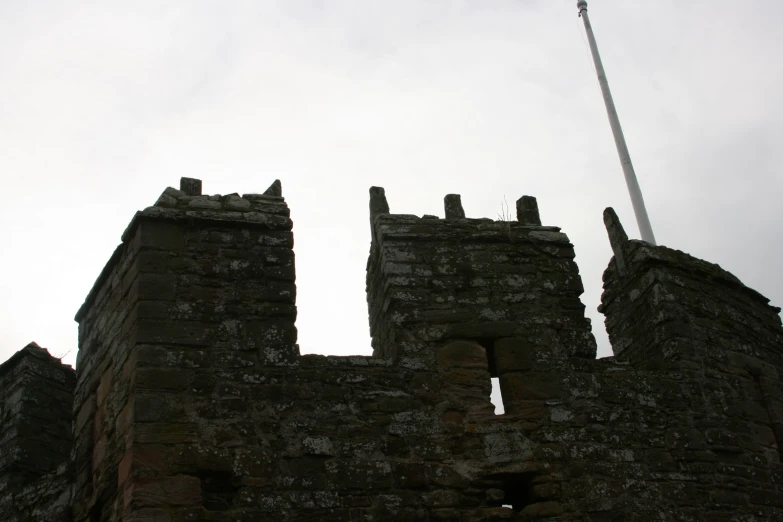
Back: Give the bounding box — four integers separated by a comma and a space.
2, 181, 783, 521
0, 344, 75, 521
444, 194, 465, 219
516, 195, 541, 225
223, 194, 251, 211
179, 177, 202, 196
129, 476, 202, 508
492, 337, 534, 375
603, 206, 628, 275
438, 341, 488, 368
263, 178, 282, 196
369, 186, 390, 216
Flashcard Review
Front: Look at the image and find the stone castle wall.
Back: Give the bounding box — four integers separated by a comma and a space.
0, 178, 781, 521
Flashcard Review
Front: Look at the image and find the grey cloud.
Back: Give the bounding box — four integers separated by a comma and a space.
1, 0, 780, 366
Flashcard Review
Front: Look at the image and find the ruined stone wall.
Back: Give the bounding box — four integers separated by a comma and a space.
0, 343, 75, 521
1, 179, 782, 521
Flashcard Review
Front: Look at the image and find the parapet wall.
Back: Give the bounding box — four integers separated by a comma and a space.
600, 207, 783, 372
1, 179, 782, 521
366, 188, 596, 366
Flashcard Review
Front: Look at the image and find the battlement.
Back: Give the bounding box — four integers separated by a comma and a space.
74, 177, 291, 326
600, 207, 783, 369
1, 178, 782, 521
144, 178, 289, 225
366, 187, 597, 421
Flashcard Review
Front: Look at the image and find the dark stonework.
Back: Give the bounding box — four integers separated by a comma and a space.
263, 179, 282, 197
516, 196, 541, 226
444, 194, 466, 219
0, 343, 75, 521
369, 186, 390, 216
1, 179, 782, 521
179, 177, 202, 196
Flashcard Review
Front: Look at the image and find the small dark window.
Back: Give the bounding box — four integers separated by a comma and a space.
89, 503, 101, 522
487, 472, 535, 512
198, 470, 237, 511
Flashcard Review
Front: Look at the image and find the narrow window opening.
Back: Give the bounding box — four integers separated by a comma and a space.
89, 503, 101, 522
491, 377, 505, 415
198, 470, 237, 511
474, 338, 504, 415
478, 338, 498, 378
486, 472, 536, 512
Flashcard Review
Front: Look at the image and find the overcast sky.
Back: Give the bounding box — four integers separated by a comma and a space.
1, 0, 781, 373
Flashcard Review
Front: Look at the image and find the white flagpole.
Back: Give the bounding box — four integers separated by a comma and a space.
577, 0, 657, 245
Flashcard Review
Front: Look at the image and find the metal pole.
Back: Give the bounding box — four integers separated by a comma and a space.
577, 0, 657, 245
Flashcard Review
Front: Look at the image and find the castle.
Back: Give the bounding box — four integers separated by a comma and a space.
1, 178, 781, 521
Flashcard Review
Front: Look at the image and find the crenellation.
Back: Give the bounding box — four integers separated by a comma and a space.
601, 224, 783, 369
515, 195, 541, 226
369, 185, 390, 217
2, 179, 783, 521
179, 176, 202, 196
263, 178, 283, 197
444, 194, 466, 219
602, 207, 629, 276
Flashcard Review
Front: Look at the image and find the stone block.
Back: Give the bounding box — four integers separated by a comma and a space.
520, 501, 565, 518
516, 195, 541, 225
393, 462, 429, 489
492, 337, 534, 375
302, 436, 335, 457
134, 393, 187, 422
499, 372, 563, 401
449, 322, 518, 339
118, 444, 171, 486
422, 490, 460, 507
264, 179, 282, 197
139, 221, 185, 252
96, 367, 113, 407
126, 509, 173, 522
430, 508, 461, 521
133, 369, 194, 391
137, 274, 176, 301
438, 341, 488, 369
179, 177, 202, 196
188, 198, 222, 210
442, 369, 491, 391
471, 507, 515, 519
444, 194, 465, 219
127, 476, 202, 509
132, 423, 199, 445
135, 320, 211, 346
224, 195, 251, 211
504, 400, 546, 420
